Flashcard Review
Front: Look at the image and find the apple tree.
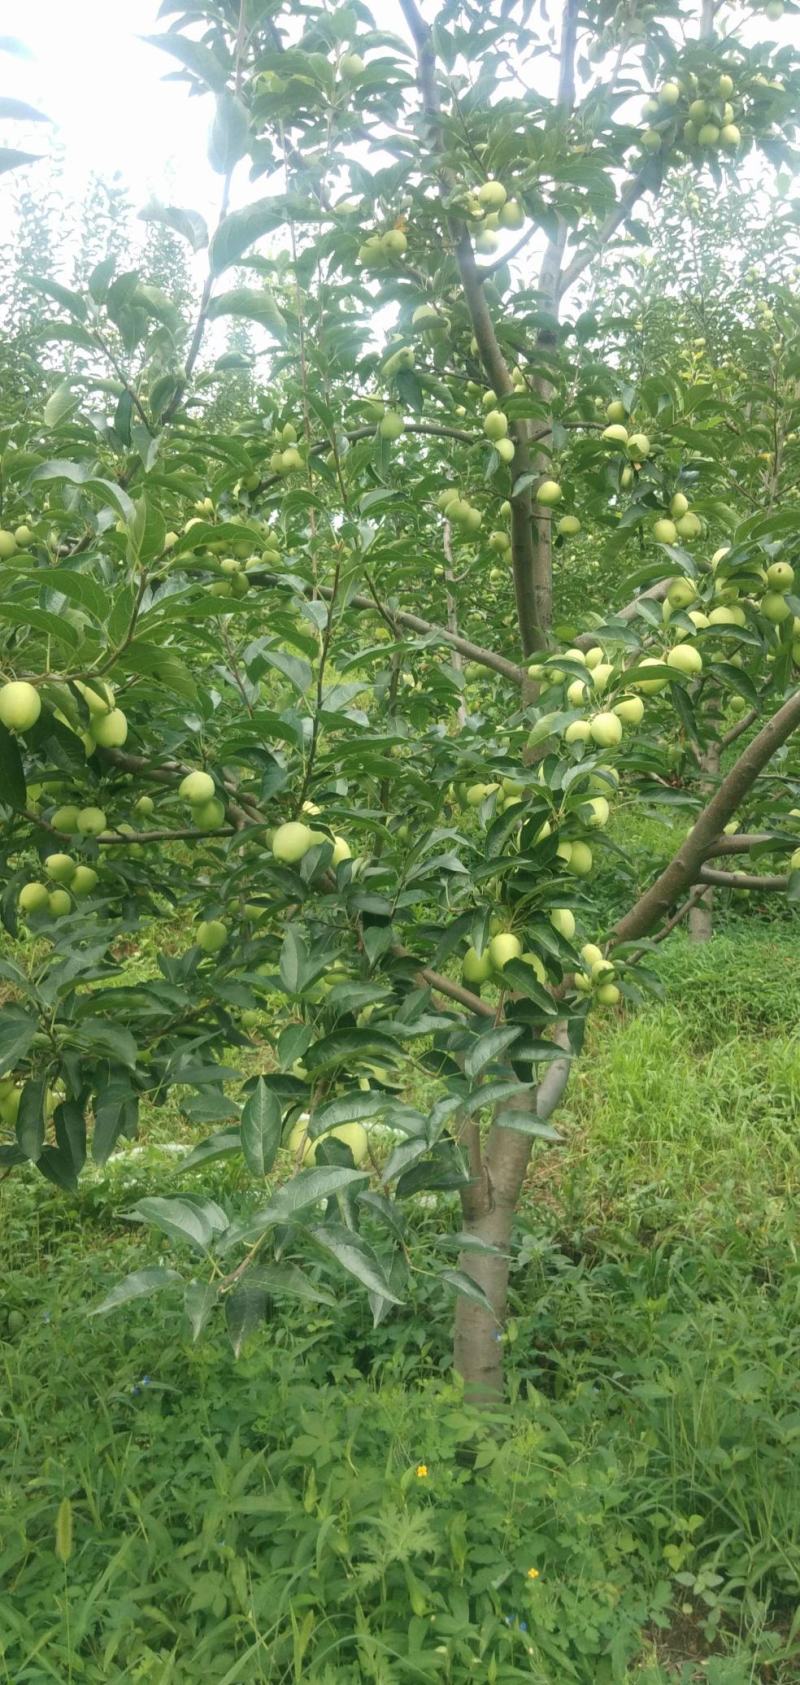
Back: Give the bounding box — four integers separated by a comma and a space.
2, 0, 800, 1399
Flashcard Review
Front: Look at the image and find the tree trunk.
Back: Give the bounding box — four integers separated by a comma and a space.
688, 744, 720, 942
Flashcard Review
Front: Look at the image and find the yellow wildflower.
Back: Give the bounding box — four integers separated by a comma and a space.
416, 1463, 428, 1478
527, 1567, 540, 1580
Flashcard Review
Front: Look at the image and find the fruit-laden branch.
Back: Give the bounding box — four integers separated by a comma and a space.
398, 0, 547, 659
697, 865, 789, 891
611, 688, 800, 943
97, 746, 260, 829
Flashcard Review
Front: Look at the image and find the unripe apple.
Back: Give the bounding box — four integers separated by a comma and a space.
698, 123, 720, 145
642, 129, 662, 152
519, 951, 546, 984
489, 530, 511, 552
340, 51, 365, 77
280, 447, 303, 472
719, 74, 734, 97
584, 796, 610, 827
670, 492, 689, 518
581, 941, 604, 969
475, 229, 499, 255
688, 99, 707, 121
708, 604, 746, 627
466, 782, 491, 806
591, 663, 614, 694
549, 907, 575, 940
194, 797, 226, 831
382, 229, 408, 257
659, 81, 680, 105
0, 681, 41, 732
557, 515, 581, 536
687, 610, 709, 630
14, 524, 33, 547
411, 304, 440, 329
627, 433, 650, 458
621, 465, 634, 489
720, 122, 740, 148
631, 659, 668, 693
305, 1121, 369, 1167
761, 591, 792, 623
484, 410, 509, 441
614, 694, 644, 724
567, 678, 587, 706
536, 480, 562, 507
179, 770, 215, 804
574, 970, 591, 993
379, 411, 404, 440
495, 438, 515, 464
77, 807, 106, 836
564, 719, 592, 743
566, 841, 593, 875
653, 518, 678, 545
585, 646, 605, 670
19, 881, 49, 914
675, 512, 701, 540
272, 820, 315, 863
499, 198, 524, 228
91, 707, 128, 748
52, 804, 80, 832
478, 180, 507, 209
596, 983, 621, 1005
606, 400, 626, 423
72, 865, 99, 896
767, 561, 794, 591
463, 945, 492, 985
0, 529, 18, 558
135, 795, 154, 816
45, 853, 76, 884
197, 919, 227, 953
590, 711, 623, 747
331, 835, 352, 866
489, 932, 523, 972
48, 888, 72, 917
667, 578, 697, 610
667, 643, 703, 675
602, 424, 629, 444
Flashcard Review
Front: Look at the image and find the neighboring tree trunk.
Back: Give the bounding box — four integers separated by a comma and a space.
688, 744, 720, 941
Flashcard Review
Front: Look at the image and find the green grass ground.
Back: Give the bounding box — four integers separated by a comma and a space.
1, 928, 799, 1684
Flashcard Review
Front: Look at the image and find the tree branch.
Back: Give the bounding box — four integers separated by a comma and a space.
698, 866, 788, 891
611, 688, 800, 943
557, 166, 657, 303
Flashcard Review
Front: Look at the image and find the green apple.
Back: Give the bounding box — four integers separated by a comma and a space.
585, 647, 605, 670
499, 198, 524, 229
583, 796, 610, 827
48, 888, 72, 917
90, 708, 128, 748
379, 411, 404, 440
566, 841, 593, 875
535, 480, 562, 506
179, 770, 215, 804
631, 658, 668, 693
340, 52, 365, 77
567, 678, 587, 706
697, 123, 720, 145
197, 919, 227, 953
581, 942, 604, 969
761, 592, 792, 623
767, 561, 794, 592
606, 400, 626, 423
71, 865, 99, 896
272, 820, 315, 863
720, 124, 740, 148
719, 74, 734, 96
590, 711, 623, 747
76, 807, 107, 836
0, 529, 18, 559
564, 719, 592, 743
45, 853, 76, 884
653, 518, 677, 545
194, 797, 226, 831
627, 433, 650, 458
667, 578, 697, 610
675, 512, 701, 540
667, 644, 703, 675
495, 439, 515, 464
478, 180, 507, 209
659, 81, 680, 105
488, 932, 522, 971
549, 907, 576, 940
0, 681, 41, 732
557, 515, 581, 536
463, 946, 493, 985
484, 410, 509, 441
591, 663, 614, 693
614, 694, 644, 724
304, 1121, 369, 1166
596, 983, 621, 1005
331, 836, 352, 866
52, 804, 80, 832
670, 492, 689, 518
520, 951, 546, 984
708, 604, 746, 627
382, 229, 407, 257
602, 424, 629, 444
14, 525, 33, 547
18, 882, 49, 914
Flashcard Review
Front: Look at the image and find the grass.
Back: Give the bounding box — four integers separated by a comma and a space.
1, 927, 799, 1682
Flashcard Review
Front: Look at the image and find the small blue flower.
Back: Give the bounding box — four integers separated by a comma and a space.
141, 1375, 151, 1387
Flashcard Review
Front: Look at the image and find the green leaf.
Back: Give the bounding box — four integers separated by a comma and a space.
464, 1025, 522, 1081
225, 1276, 267, 1356
184, 1279, 219, 1341
246, 1263, 337, 1307
128, 1196, 221, 1254
502, 960, 558, 1015
0, 723, 26, 810
279, 926, 310, 995
144, 32, 230, 90
0, 147, 42, 175
24, 275, 87, 320
178, 1128, 242, 1171
139, 199, 208, 251
15, 1078, 46, 1163
89, 1267, 183, 1317
209, 198, 283, 274
441, 1268, 496, 1316
206, 287, 286, 338
43, 381, 78, 428
240, 1079, 282, 1178
219, 1166, 369, 1251
208, 91, 250, 174
492, 1110, 563, 1141
308, 1224, 404, 1304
